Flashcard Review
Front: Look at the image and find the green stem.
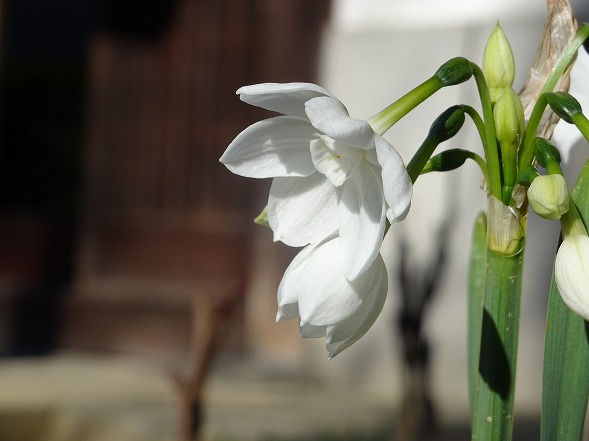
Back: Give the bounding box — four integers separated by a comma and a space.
519, 24, 589, 169
541, 24, 589, 97
500, 142, 518, 205
571, 113, 589, 143
462, 105, 487, 145
368, 57, 473, 135
471, 63, 502, 199
406, 136, 440, 183
519, 94, 548, 170
368, 77, 441, 135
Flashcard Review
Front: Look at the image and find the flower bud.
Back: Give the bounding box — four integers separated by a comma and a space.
429, 105, 465, 142
493, 88, 524, 146
534, 137, 561, 169
555, 234, 589, 321
433, 57, 473, 87
422, 148, 470, 173
546, 92, 583, 124
483, 24, 516, 103
527, 174, 569, 220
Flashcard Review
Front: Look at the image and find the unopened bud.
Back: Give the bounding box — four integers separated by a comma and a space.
434, 57, 473, 87
493, 88, 524, 145
483, 24, 516, 103
429, 105, 465, 143
422, 149, 470, 173
528, 174, 569, 220
546, 92, 583, 124
534, 137, 561, 169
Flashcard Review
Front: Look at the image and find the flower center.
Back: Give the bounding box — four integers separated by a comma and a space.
310, 135, 363, 187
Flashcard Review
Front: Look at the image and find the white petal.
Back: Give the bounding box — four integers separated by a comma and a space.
339, 162, 386, 280
375, 135, 413, 222
552, 47, 589, 162
237, 83, 333, 119
310, 138, 354, 187
305, 97, 375, 149
300, 323, 326, 338
276, 243, 318, 321
326, 253, 388, 358
268, 173, 339, 247
555, 234, 589, 320
295, 238, 364, 326
220, 116, 317, 178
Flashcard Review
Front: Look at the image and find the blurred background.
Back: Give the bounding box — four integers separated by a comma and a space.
0, 0, 588, 440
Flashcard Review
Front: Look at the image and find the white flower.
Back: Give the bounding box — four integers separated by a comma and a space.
220, 83, 412, 280
555, 234, 589, 321
276, 235, 388, 358
551, 47, 589, 162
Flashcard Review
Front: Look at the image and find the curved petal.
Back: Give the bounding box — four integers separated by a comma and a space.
375, 135, 413, 222
268, 173, 339, 247
305, 96, 375, 149
237, 83, 333, 119
220, 116, 317, 178
339, 161, 386, 280
310, 138, 357, 187
300, 323, 326, 338
555, 234, 589, 320
276, 242, 319, 321
326, 253, 388, 358
295, 237, 364, 326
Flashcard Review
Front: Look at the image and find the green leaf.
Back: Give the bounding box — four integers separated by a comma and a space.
541, 160, 589, 441
471, 199, 525, 441
468, 212, 487, 415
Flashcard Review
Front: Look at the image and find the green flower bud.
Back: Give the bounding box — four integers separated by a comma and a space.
493, 88, 524, 146
534, 137, 561, 169
429, 105, 465, 143
546, 92, 583, 124
483, 24, 516, 103
528, 174, 569, 220
433, 57, 473, 87
422, 148, 470, 173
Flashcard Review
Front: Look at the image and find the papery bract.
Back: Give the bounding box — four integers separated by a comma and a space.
555, 234, 589, 321
220, 82, 412, 280
276, 235, 388, 358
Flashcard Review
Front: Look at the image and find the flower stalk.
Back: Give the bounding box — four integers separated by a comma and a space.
368, 57, 472, 135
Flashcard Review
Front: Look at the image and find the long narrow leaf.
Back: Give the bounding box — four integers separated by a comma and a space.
468, 212, 487, 416
472, 198, 525, 441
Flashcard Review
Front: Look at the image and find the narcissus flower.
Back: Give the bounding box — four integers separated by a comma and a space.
220, 82, 412, 280
276, 235, 388, 358
555, 234, 589, 321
